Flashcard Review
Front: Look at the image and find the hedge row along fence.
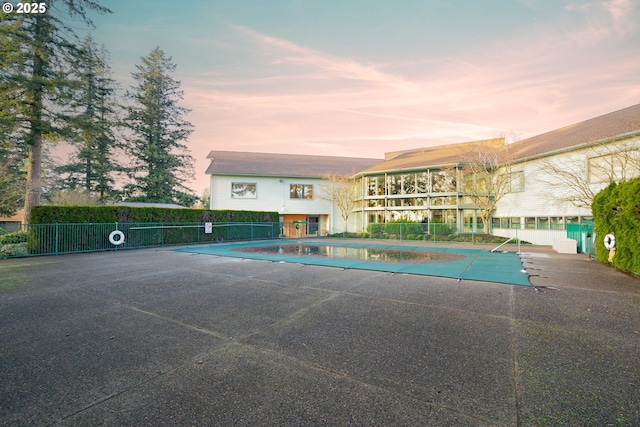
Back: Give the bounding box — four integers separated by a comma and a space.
592, 178, 640, 275
30, 205, 279, 225
11, 206, 281, 257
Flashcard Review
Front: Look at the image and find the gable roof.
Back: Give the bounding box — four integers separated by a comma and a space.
509, 103, 640, 161
358, 103, 640, 175
205, 104, 640, 179
357, 138, 505, 174
205, 151, 382, 178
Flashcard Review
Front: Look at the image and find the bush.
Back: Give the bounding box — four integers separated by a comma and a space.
0, 230, 28, 245
592, 178, 640, 273
0, 243, 28, 258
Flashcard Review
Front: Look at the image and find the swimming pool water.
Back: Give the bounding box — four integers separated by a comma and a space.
235, 243, 465, 264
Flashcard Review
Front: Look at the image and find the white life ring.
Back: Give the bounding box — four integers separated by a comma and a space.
109, 230, 125, 246
604, 233, 615, 250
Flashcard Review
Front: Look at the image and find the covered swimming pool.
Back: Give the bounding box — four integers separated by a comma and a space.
174, 240, 531, 286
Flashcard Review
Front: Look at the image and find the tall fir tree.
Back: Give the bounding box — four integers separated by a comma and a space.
0, 18, 26, 215
54, 35, 122, 203
124, 47, 195, 205
0, 1, 111, 221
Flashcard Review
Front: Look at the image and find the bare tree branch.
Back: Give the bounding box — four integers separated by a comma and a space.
320, 173, 359, 233
458, 138, 512, 233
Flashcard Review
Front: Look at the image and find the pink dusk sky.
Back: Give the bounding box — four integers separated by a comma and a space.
84, 0, 640, 195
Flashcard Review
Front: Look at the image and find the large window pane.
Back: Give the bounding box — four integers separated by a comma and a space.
290, 184, 313, 199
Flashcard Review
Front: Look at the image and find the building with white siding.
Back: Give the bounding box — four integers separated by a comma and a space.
205, 151, 381, 235
492, 104, 640, 244
205, 104, 640, 243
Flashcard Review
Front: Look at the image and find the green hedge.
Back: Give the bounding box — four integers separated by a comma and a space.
366, 221, 454, 237
30, 205, 279, 224
0, 230, 28, 244
23, 206, 280, 256
592, 178, 640, 274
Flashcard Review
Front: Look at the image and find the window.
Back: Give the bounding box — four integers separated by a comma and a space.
550, 217, 564, 230
537, 217, 549, 229
508, 171, 524, 192
431, 170, 456, 193
525, 217, 536, 229
366, 176, 385, 196
290, 184, 313, 199
416, 172, 429, 193
231, 183, 257, 198
588, 151, 637, 183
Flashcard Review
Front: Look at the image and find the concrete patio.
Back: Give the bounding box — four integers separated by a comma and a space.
1, 239, 639, 426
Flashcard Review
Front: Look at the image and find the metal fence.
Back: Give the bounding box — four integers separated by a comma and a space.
0, 222, 283, 258
1, 221, 525, 259
365, 222, 461, 241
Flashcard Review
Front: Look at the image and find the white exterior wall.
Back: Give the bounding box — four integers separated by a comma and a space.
496, 137, 640, 219
492, 136, 640, 245
495, 153, 594, 219
210, 175, 344, 232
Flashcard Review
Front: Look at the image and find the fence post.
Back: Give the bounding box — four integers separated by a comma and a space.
55, 223, 59, 256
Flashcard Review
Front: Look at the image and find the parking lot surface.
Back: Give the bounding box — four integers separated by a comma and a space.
1, 239, 639, 426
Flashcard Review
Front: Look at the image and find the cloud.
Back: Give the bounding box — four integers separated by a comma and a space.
603, 0, 637, 35
564, 0, 637, 43
231, 25, 418, 92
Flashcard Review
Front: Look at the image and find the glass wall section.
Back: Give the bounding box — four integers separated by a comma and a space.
431, 169, 457, 193
359, 167, 466, 234
431, 209, 457, 224
368, 212, 385, 223
416, 172, 429, 193
366, 176, 385, 196
430, 196, 457, 206
387, 174, 401, 195
388, 198, 417, 207
387, 173, 419, 195
463, 210, 475, 233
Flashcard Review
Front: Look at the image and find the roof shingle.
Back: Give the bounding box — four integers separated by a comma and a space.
205, 151, 382, 178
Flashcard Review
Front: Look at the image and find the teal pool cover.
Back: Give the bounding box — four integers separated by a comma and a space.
174, 240, 531, 286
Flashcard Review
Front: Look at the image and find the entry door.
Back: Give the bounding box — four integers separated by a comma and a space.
307, 216, 319, 234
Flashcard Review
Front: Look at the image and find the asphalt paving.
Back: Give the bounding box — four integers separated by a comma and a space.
1, 239, 639, 426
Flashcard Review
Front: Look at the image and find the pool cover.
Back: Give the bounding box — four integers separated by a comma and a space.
174, 240, 531, 286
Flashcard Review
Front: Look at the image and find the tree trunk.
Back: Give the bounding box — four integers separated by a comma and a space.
22, 14, 46, 224
23, 132, 42, 223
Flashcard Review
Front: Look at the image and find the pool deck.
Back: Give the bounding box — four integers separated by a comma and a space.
1, 238, 639, 426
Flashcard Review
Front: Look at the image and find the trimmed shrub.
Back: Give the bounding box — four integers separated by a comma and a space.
29, 205, 279, 225
0, 230, 28, 245
592, 178, 640, 273
0, 243, 28, 258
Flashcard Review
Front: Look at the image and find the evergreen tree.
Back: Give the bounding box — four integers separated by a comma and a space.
54, 35, 122, 203
124, 47, 195, 204
0, 17, 26, 216
0, 1, 111, 221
